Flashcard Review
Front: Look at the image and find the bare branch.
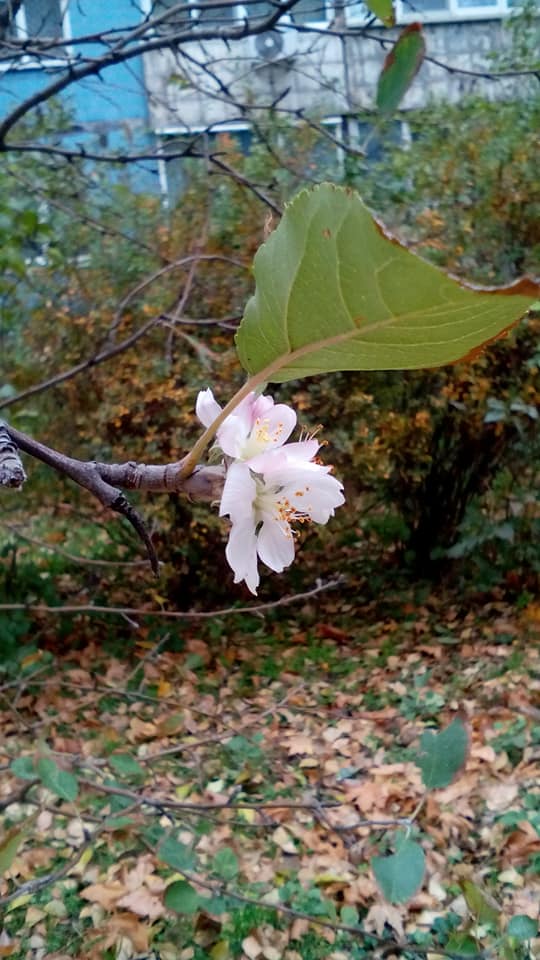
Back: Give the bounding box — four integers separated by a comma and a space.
0, 576, 345, 619
0, 315, 159, 412
0, 0, 300, 144
0, 832, 99, 908
1, 421, 227, 573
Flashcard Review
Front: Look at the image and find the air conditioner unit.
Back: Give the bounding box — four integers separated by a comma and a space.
249, 28, 295, 63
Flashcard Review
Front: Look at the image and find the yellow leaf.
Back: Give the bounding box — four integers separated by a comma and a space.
175, 784, 193, 800
72, 846, 94, 875
0, 826, 25, 877
238, 808, 256, 824
6, 894, 32, 912
20, 651, 44, 669
314, 873, 351, 885
210, 941, 231, 960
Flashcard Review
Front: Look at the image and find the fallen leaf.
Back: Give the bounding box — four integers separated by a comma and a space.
80, 881, 127, 910
117, 887, 166, 919
483, 782, 519, 811
242, 935, 263, 959
364, 903, 404, 938
272, 827, 297, 854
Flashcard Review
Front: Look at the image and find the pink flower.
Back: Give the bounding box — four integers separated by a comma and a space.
219, 446, 345, 595
196, 388, 297, 461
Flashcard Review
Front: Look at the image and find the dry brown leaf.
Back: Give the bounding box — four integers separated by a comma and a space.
127, 717, 158, 742
116, 887, 165, 920
470, 745, 496, 764
103, 914, 150, 953
342, 779, 387, 813
286, 735, 315, 756
290, 918, 310, 940
483, 782, 519, 811
500, 821, 540, 865
364, 903, 404, 938
80, 881, 127, 910
242, 935, 263, 959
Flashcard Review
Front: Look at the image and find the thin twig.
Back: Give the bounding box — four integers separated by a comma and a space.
0, 834, 97, 907
0, 576, 345, 620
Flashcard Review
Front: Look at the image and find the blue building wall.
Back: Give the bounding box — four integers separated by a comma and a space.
0, 1, 158, 188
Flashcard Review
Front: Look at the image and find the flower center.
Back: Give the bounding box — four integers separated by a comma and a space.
241, 417, 285, 459
253, 478, 312, 530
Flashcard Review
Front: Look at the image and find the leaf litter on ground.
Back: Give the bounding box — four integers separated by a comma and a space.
0, 588, 539, 959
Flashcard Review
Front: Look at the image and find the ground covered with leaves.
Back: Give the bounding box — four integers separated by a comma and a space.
1, 590, 539, 960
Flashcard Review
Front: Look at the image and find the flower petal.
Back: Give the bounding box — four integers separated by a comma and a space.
285, 471, 345, 524
219, 462, 256, 521
217, 414, 249, 458
253, 441, 319, 474
225, 519, 259, 595
196, 388, 222, 428
262, 458, 344, 524
216, 392, 297, 461
257, 518, 295, 573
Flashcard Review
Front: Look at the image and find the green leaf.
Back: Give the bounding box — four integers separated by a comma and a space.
36, 757, 78, 802
507, 915, 538, 940
341, 905, 359, 925
109, 753, 145, 780
157, 836, 197, 873
103, 816, 135, 830
445, 933, 480, 955
365, 0, 395, 25
372, 839, 425, 903
205, 896, 230, 915
416, 718, 469, 789
211, 847, 239, 881
164, 879, 201, 914
236, 185, 538, 384
0, 827, 24, 876
10, 756, 37, 781
376, 24, 425, 114
461, 879, 500, 925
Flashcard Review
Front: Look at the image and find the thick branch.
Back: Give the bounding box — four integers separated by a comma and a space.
0, 422, 27, 489
2, 422, 225, 574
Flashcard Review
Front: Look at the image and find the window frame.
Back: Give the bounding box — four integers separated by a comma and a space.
157, 121, 253, 201
144, 0, 332, 30
3, 0, 71, 71
395, 0, 515, 23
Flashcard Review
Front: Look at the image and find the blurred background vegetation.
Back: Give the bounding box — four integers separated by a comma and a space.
1, 21, 539, 656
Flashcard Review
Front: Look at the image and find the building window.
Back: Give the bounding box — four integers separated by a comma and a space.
7, 0, 64, 40
150, 0, 192, 27
149, 0, 330, 27
241, 0, 328, 21
159, 124, 253, 200
396, 0, 518, 20
151, 0, 237, 28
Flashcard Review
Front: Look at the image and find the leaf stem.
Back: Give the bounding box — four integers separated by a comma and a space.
178, 327, 359, 478
178, 373, 267, 478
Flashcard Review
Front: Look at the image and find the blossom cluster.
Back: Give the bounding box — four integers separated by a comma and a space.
196, 388, 345, 594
